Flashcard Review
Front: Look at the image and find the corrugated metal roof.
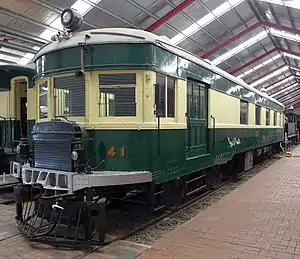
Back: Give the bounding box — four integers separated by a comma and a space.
1, 0, 300, 105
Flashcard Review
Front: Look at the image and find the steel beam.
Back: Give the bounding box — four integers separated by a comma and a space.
145, 0, 196, 32
283, 96, 300, 106
201, 22, 261, 59
247, 64, 286, 86
265, 75, 294, 90
0, 41, 35, 54
279, 89, 300, 102
269, 81, 297, 96
0, 26, 48, 45
230, 48, 277, 75
277, 87, 300, 100
231, 47, 300, 75
280, 93, 300, 104
261, 21, 300, 37
202, 21, 300, 59
0, 58, 15, 64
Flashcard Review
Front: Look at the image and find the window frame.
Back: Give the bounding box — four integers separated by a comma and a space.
53, 75, 86, 118
266, 108, 270, 126
98, 73, 137, 117
240, 100, 248, 125
255, 105, 261, 125
36, 78, 50, 122
155, 73, 176, 119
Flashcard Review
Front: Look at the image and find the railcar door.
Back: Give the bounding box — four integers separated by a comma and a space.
185, 79, 209, 159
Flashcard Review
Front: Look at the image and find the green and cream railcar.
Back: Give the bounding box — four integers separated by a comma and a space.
0, 64, 35, 173
11, 12, 285, 244
13, 28, 284, 191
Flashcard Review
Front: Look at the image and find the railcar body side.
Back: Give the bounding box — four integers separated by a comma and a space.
21, 38, 284, 186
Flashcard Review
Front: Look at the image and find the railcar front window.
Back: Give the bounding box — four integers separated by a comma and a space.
54, 75, 85, 117
99, 74, 136, 117
39, 81, 48, 119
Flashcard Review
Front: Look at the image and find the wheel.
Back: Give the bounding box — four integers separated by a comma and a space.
206, 166, 221, 190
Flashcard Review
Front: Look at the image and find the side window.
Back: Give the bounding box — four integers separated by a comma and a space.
155, 75, 175, 118
167, 78, 175, 117
155, 75, 166, 117
266, 109, 270, 125
274, 111, 277, 126
240, 100, 248, 125
39, 81, 48, 119
255, 105, 261, 125
99, 74, 136, 117
54, 75, 85, 117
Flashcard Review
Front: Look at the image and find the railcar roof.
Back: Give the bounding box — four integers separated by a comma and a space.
33, 28, 284, 108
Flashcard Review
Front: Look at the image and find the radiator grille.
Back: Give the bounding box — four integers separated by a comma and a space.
34, 137, 72, 171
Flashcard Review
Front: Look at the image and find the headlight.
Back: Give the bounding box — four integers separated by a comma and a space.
16, 145, 21, 154
62, 11, 72, 24
61, 8, 83, 32
71, 151, 78, 161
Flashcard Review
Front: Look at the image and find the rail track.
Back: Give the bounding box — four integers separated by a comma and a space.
77, 152, 285, 258
0, 182, 18, 205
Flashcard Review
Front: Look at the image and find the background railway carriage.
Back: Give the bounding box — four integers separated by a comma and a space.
11, 9, 285, 245
0, 64, 34, 174
284, 107, 300, 147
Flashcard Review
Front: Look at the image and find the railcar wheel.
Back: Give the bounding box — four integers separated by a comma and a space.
205, 166, 221, 190
164, 179, 184, 209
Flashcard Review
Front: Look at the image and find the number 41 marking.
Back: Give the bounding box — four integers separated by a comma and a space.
107, 147, 125, 158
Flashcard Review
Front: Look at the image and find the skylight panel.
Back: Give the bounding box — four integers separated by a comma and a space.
270, 82, 298, 97
291, 67, 300, 73
170, 0, 245, 45
212, 31, 268, 65
271, 29, 300, 43
0, 54, 19, 63
266, 75, 294, 91
17, 53, 35, 65
250, 65, 289, 87
237, 53, 281, 79
260, 0, 300, 10
283, 52, 300, 61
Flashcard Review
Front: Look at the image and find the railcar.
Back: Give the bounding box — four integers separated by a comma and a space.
284, 108, 300, 146
0, 64, 34, 174
12, 9, 285, 245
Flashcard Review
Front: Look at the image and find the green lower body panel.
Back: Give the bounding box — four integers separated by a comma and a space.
0, 119, 35, 150
85, 127, 284, 184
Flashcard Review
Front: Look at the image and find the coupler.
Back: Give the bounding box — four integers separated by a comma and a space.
14, 184, 107, 247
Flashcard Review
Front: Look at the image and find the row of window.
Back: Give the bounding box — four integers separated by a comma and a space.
38, 73, 176, 119
240, 100, 280, 126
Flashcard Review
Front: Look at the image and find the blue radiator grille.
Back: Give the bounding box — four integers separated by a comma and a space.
34, 139, 72, 171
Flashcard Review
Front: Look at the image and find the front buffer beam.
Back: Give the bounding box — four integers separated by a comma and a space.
14, 184, 107, 247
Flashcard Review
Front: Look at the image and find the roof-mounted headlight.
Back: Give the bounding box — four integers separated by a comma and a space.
61, 8, 83, 32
